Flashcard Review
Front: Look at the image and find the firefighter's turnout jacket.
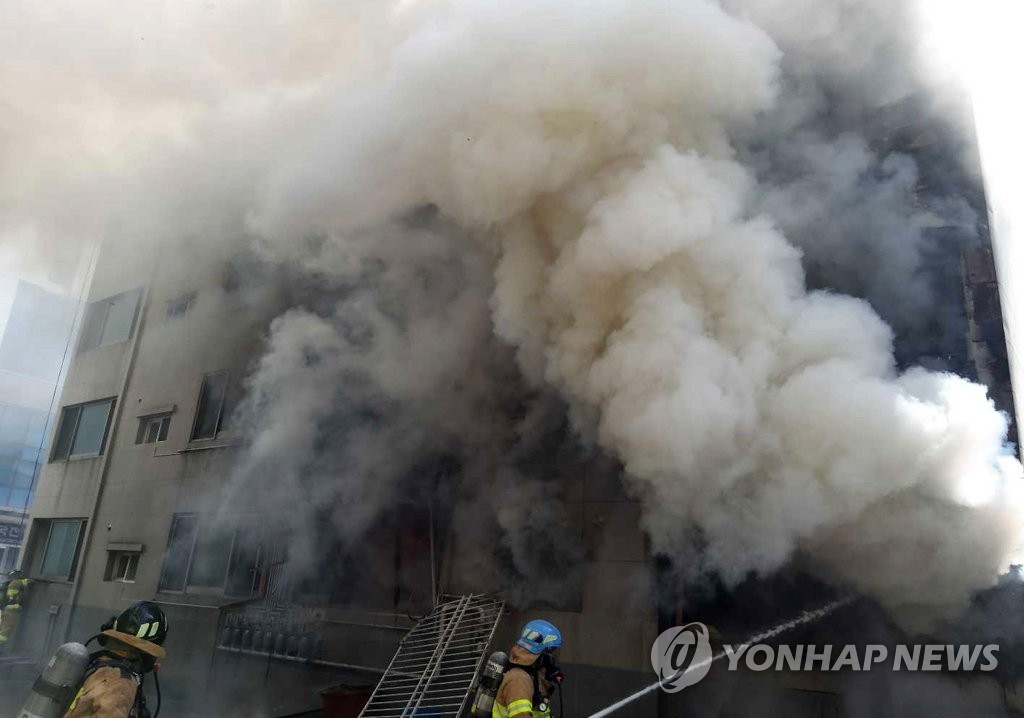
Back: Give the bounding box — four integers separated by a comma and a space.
64, 631, 164, 718
493, 646, 553, 718
0, 576, 30, 646
64, 657, 144, 718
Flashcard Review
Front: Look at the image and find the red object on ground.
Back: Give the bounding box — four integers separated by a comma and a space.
320, 685, 373, 718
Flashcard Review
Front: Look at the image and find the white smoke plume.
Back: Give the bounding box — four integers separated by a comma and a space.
3, 0, 1022, 630
248, 0, 1024, 627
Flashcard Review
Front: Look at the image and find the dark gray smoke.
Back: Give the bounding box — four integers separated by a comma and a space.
221, 212, 585, 605
725, 0, 986, 369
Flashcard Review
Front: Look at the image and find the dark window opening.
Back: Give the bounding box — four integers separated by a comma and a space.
157, 512, 264, 597
191, 372, 228, 441
225, 520, 264, 598
166, 292, 196, 321
158, 514, 198, 592
188, 523, 233, 588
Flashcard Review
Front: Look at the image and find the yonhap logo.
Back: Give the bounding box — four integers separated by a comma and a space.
650, 623, 713, 692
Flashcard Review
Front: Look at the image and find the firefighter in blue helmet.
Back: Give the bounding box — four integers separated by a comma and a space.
493, 620, 564, 718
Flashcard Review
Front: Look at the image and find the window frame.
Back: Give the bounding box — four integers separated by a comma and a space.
50, 398, 116, 462
187, 522, 236, 589
165, 292, 197, 322
190, 371, 229, 441
38, 518, 86, 581
136, 414, 171, 445
157, 513, 200, 593
78, 289, 142, 353
104, 551, 140, 583
224, 520, 265, 599
157, 513, 264, 598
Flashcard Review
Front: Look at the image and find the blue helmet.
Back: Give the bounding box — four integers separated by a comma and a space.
516, 619, 562, 655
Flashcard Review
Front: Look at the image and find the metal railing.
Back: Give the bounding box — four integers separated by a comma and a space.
359, 594, 505, 718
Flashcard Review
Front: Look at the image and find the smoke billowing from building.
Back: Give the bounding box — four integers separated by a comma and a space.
3, 0, 1022, 630
245, 0, 1024, 628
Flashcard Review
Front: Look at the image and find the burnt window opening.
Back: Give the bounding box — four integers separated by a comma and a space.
158, 513, 198, 592
221, 249, 269, 297
302, 506, 438, 615
158, 512, 265, 598
191, 372, 228, 441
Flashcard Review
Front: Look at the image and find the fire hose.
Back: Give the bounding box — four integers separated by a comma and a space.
587, 596, 858, 718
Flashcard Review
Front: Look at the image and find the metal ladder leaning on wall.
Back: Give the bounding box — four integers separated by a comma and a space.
358, 594, 505, 718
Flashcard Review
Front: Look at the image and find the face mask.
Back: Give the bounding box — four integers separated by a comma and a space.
540, 651, 565, 686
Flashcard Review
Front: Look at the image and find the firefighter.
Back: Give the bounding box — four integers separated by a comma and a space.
65, 601, 168, 718
493, 619, 564, 718
0, 569, 30, 650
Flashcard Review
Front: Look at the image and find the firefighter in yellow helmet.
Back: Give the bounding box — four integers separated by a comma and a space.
494, 620, 564, 718
0, 569, 30, 650
65, 601, 168, 718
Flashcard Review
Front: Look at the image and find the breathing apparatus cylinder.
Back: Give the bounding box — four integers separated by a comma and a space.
18, 642, 90, 718
471, 651, 508, 718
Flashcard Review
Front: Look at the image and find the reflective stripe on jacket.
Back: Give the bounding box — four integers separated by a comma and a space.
492, 697, 551, 718
492, 646, 552, 718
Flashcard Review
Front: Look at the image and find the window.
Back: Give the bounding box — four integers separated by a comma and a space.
166, 292, 196, 321
158, 513, 263, 597
104, 551, 139, 582
78, 289, 142, 352
39, 519, 85, 580
191, 372, 228, 440
225, 520, 264, 598
136, 414, 171, 444
221, 250, 262, 296
158, 514, 198, 592
51, 399, 115, 461
188, 523, 233, 587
